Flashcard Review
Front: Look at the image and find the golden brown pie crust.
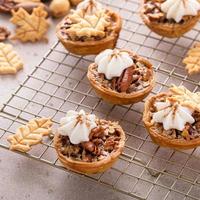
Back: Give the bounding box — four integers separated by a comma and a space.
140, 0, 200, 38
54, 124, 126, 174
143, 92, 200, 149
56, 9, 122, 55
87, 50, 155, 105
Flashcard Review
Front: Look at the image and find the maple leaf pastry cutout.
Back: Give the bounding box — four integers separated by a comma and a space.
169, 85, 200, 112
183, 43, 200, 75
10, 6, 49, 42
0, 42, 23, 75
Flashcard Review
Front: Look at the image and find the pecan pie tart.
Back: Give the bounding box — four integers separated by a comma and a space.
87, 49, 155, 105
54, 110, 125, 174
140, 0, 200, 38
56, 0, 122, 55
143, 85, 200, 149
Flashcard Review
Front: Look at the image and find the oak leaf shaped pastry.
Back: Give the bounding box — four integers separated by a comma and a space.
0, 42, 23, 75
169, 85, 200, 112
10, 6, 49, 42
183, 43, 200, 75
67, 9, 111, 40
7, 118, 53, 152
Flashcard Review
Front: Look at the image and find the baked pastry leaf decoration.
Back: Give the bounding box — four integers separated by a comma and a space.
7, 118, 53, 152
169, 85, 200, 112
0, 42, 23, 75
95, 49, 134, 80
58, 110, 97, 144
10, 6, 49, 42
161, 0, 200, 23
153, 101, 194, 131
66, 8, 111, 40
183, 43, 200, 75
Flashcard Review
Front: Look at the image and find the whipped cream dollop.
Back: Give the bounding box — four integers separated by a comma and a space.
152, 101, 195, 131
58, 110, 97, 144
95, 49, 134, 80
161, 0, 200, 23
77, 0, 103, 14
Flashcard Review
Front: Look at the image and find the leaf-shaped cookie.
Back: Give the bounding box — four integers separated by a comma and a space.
169, 85, 200, 112
0, 42, 23, 75
10, 6, 49, 42
183, 43, 200, 75
67, 9, 110, 40
7, 118, 53, 152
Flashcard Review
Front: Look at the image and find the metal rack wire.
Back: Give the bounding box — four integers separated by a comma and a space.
1, 0, 200, 199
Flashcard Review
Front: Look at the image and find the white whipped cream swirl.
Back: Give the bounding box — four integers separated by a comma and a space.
58, 110, 97, 144
77, 0, 103, 14
95, 49, 134, 80
153, 101, 195, 131
161, 0, 200, 23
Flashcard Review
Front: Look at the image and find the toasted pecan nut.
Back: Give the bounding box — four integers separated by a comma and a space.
119, 65, 136, 92
81, 141, 95, 152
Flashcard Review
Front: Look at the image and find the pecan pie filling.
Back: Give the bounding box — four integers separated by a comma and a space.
143, 0, 193, 24
92, 54, 153, 94
150, 95, 200, 140
59, 120, 122, 162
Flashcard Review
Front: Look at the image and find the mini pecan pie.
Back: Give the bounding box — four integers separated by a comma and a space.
87, 49, 155, 105
56, 0, 122, 55
54, 110, 125, 174
143, 85, 200, 149
140, 0, 200, 38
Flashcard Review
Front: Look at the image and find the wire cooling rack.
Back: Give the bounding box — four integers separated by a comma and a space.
1, 0, 200, 199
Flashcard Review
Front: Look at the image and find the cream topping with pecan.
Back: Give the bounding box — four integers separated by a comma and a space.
92, 51, 152, 93
153, 100, 194, 131
58, 110, 97, 144
95, 49, 134, 80
60, 119, 122, 162
150, 86, 200, 140
161, 0, 200, 23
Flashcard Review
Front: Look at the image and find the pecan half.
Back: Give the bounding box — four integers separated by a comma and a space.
118, 65, 136, 92
81, 141, 95, 153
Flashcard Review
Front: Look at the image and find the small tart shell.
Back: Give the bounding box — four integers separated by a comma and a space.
140, 0, 200, 38
143, 92, 200, 149
54, 124, 126, 174
87, 51, 155, 105
56, 9, 122, 55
